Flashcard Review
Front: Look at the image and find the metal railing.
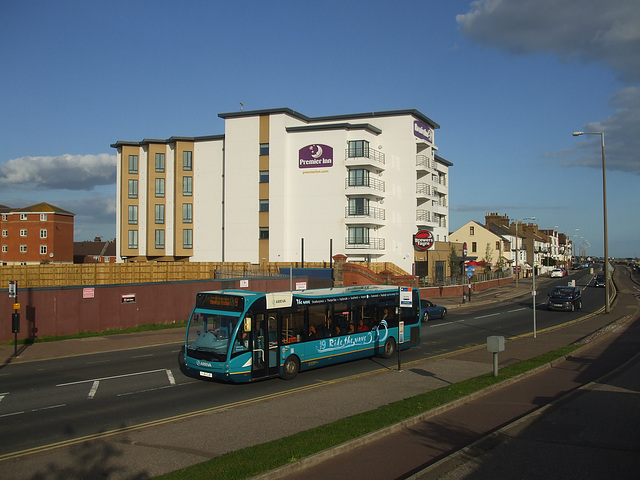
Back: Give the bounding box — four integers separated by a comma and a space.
345, 177, 385, 192
345, 205, 385, 220
344, 237, 386, 250
346, 148, 385, 165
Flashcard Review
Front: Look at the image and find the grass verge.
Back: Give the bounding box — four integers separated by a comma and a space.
155, 344, 580, 480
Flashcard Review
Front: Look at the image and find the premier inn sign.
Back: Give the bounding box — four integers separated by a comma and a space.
413, 120, 433, 143
299, 144, 333, 168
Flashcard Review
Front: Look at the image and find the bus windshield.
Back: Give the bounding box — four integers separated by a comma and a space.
187, 311, 240, 361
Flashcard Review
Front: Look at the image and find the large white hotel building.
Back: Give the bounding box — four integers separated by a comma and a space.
112, 108, 452, 274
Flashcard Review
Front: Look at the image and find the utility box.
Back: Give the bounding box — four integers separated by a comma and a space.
487, 335, 505, 353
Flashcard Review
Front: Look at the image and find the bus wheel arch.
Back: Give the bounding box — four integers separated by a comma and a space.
281, 355, 301, 380
381, 337, 396, 359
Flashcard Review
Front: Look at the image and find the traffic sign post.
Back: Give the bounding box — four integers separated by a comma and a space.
9, 280, 19, 356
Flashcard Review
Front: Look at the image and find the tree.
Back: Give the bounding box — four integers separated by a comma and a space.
448, 243, 460, 278
483, 243, 493, 274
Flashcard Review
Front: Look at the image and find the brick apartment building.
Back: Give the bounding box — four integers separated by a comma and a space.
0, 202, 75, 265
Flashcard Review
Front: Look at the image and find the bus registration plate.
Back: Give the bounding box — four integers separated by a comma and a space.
199, 371, 213, 378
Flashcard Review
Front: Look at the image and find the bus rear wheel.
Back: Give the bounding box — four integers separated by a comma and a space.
281, 355, 300, 380
381, 337, 396, 359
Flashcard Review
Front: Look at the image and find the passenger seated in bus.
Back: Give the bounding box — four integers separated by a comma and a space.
356, 318, 368, 332
347, 322, 355, 334
308, 324, 318, 340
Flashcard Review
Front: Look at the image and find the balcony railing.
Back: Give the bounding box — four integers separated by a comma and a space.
344, 237, 385, 250
416, 155, 434, 171
345, 205, 385, 220
345, 148, 385, 166
345, 177, 385, 193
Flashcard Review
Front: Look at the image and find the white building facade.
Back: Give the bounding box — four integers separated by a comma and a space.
112, 108, 452, 273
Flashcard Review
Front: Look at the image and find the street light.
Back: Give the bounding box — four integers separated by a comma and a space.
572, 131, 610, 313
514, 217, 535, 288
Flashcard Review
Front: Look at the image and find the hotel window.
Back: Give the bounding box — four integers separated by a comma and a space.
155, 153, 165, 173
20, 245, 27, 253
40, 245, 47, 255
348, 169, 369, 187
40, 213, 47, 221
496, 241, 500, 250
128, 205, 138, 225
20, 229, 27, 237
348, 140, 369, 158
348, 226, 369, 245
183, 176, 192, 196
259, 170, 269, 183
348, 198, 368, 215
470, 226, 475, 235
183, 203, 193, 223
259, 199, 269, 212
259, 227, 269, 240
155, 204, 165, 224
1, 214, 6, 221
128, 230, 138, 248
128, 179, 138, 198
183, 229, 193, 249
2, 245, 6, 252
2, 230, 7, 237
40, 229, 47, 238
155, 229, 165, 249
20, 213, 27, 220
259, 143, 269, 156
155, 178, 165, 197
128, 155, 138, 174
472, 242, 477, 253
183, 151, 192, 171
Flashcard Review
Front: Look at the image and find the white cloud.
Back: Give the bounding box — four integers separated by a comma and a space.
457, 0, 640, 174
0, 153, 116, 190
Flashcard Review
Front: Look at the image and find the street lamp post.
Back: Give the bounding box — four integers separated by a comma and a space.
514, 217, 535, 288
573, 131, 610, 313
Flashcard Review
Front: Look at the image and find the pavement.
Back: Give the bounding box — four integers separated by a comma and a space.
1, 267, 639, 480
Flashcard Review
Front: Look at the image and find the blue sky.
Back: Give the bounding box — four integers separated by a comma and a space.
2, 0, 639, 258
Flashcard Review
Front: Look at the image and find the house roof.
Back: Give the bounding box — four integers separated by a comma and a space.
10, 202, 75, 216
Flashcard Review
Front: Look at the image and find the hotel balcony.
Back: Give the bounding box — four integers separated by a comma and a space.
416, 155, 435, 173
344, 237, 386, 251
345, 205, 386, 226
345, 177, 385, 199
345, 148, 385, 172
416, 209, 438, 228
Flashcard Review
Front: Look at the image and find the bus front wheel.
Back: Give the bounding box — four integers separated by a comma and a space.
281, 355, 300, 380
381, 337, 396, 359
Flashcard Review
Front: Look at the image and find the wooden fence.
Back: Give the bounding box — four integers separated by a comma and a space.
0, 261, 408, 289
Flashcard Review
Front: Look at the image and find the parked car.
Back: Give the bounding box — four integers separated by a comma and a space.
420, 299, 447, 322
547, 286, 582, 311
550, 268, 564, 278
594, 273, 605, 287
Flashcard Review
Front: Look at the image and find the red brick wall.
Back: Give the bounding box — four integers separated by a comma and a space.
0, 277, 299, 343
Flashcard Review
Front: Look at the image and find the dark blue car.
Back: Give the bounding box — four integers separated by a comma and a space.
547, 286, 582, 312
420, 299, 447, 323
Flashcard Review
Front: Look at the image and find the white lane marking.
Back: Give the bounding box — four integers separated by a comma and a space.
429, 320, 465, 328
88, 381, 100, 399
507, 308, 526, 313
56, 368, 167, 387
166, 369, 175, 385
32, 404, 66, 412
473, 313, 501, 320
0, 411, 24, 418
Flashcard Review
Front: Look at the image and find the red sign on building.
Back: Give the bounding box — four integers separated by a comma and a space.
413, 230, 434, 251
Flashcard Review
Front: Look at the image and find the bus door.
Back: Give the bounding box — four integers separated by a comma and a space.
251, 312, 280, 379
